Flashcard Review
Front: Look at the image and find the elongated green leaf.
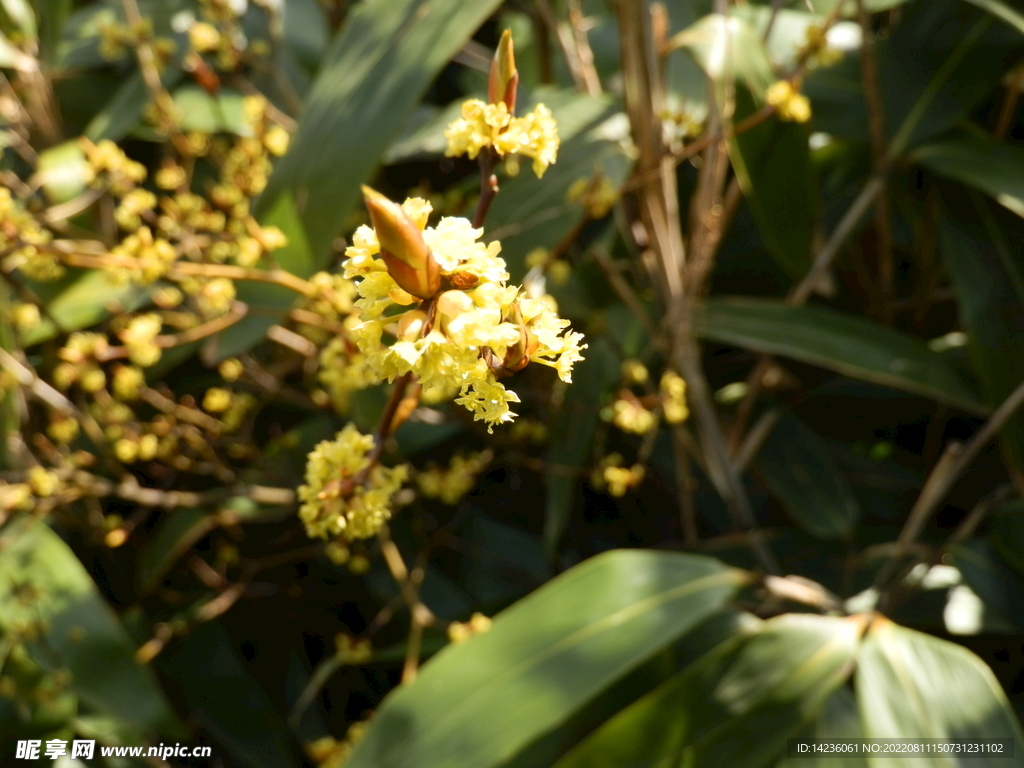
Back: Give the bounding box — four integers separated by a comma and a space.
913, 135, 1024, 219
556, 613, 864, 768
777, 686, 867, 768
671, 14, 775, 103
952, 538, 1024, 631
729, 88, 814, 279
485, 96, 627, 281
755, 414, 859, 540
34, 139, 90, 203
345, 550, 748, 768
256, 0, 504, 266
0, 516, 180, 736
172, 86, 250, 136
961, 0, 1024, 36
939, 186, 1024, 473
696, 298, 986, 414
157, 619, 302, 768
20, 269, 147, 347
987, 498, 1024, 576
856, 616, 1024, 767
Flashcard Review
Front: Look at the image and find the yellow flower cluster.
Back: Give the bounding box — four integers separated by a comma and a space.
416, 449, 494, 505
305, 722, 370, 768
447, 612, 493, 643
343, 198, 585, 432
766, 80, 811, 124
444, 100, 560, 178
610, 396, 655, 435
0, 188, 58, 281
297, 425, 408, 541
317, 339, 378, 414
567, 174, 619, 219
660, 371, 689, 424
591, 454, 645, 497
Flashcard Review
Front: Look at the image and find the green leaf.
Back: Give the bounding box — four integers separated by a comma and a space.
543, 337, 620, 556
485, 94, 626, 281
754, 414, 859, 540
33, 139, 90, 204
0, 516, 180, 736
20, 269, 148, 347
2, 0, 36, 42
777, 686, 867, 768
952, 538, 1024, 632
913, 135, 1024, 219
671, 14, 775, 103
136, 509, 218, 594
961, 0, 1024, 36
156, 620, 303, 768
696, 297, 986, 414
214, 189, 314, 358
33, 0, 71, 64
938, 186, 1024, 473
344, 550, 748, 768
256, 0, 505, 266
729, 87, 814, 279
172, 86, 250, 136
987, 498, 1024, 576
856, 616, 1024, 766
556, 613, 864, 768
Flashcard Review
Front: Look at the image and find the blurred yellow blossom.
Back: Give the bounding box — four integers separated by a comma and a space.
298, 424, 408, 541
445, 100, 560, 178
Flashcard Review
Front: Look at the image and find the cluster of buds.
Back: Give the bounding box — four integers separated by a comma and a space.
447, 612, 493, 643
416, 449, 494, 506
297, 425, 409, 542
766, 79, 811, 124
343, 187, 586, 431
591, 454, 646, 498
444, 31, 560, 178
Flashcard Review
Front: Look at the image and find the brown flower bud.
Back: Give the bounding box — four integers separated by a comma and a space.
361, 186, 440, 299
501, 302, 539, 374
488, 29, 519, 114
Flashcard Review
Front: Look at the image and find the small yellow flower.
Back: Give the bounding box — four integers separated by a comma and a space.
203, 387, 233, 413
766, 80, 812, 124
27, 467, 61, 498
120, 314, 163, 367
189, 22, 221, 52
660, 371, 689, 424
298, 425, 408, 541
444, 100, 560, 178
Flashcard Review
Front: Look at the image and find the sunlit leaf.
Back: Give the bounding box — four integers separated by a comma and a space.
256, 0, 505, 266
345, 550, 748, 768
856, 615, 1024, 767
556, 613, 865, 768
696, 297, 986, 414
914, 133, 1024, 221
671, 14, 775, 103
0, 516, 181, 736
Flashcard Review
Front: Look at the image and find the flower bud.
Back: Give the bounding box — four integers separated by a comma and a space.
488, 29, 519, 114
500, 302, 539, 374
397, 310, 427, 341
437, 289, 474, 319
361, 186, 440, 299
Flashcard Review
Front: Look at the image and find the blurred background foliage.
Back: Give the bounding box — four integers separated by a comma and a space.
4, 0, 1024, 766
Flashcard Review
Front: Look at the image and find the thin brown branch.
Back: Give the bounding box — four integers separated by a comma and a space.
876, 375, 1024, 595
